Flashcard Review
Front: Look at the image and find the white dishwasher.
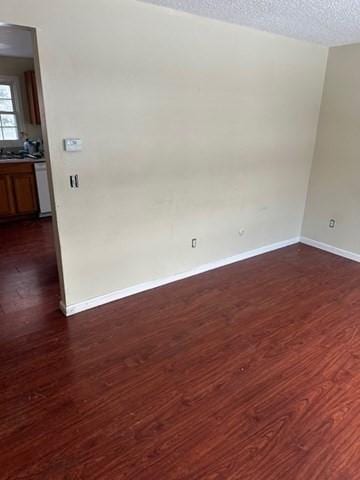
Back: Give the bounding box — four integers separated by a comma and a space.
34, 161, 52, 217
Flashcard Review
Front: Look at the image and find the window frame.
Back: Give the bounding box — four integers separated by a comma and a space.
0, 75, 25, 148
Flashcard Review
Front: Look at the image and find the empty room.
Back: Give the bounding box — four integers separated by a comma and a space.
1, 0, 360, 478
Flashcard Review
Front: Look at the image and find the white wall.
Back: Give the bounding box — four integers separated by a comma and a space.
303, 44, 360, 254
0, 0, 328, 308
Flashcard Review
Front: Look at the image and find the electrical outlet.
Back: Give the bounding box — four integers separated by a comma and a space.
70, 174, 79, 188
329, 219, 336, 229
192, 238, 197, 248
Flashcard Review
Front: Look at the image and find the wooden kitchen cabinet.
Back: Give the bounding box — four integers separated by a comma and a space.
0, 175, 16, 216
24, 71, 41, 125
12, 173, 38, 214
0, 163, 39, 220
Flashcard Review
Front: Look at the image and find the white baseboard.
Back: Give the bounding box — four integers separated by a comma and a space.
59, 301, 67, 316
300, 236, 360, 263
60, 236, 300, 317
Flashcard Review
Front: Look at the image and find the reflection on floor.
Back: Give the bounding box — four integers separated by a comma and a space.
1, 223, 360, 478
0, 218, 59, 315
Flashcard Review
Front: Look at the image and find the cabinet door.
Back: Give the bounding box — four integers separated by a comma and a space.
0, 174, 16, 216
24, 71, 41, 125
12, 173, 38, 214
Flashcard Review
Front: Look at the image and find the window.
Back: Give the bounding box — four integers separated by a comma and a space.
0, 83, 19, 141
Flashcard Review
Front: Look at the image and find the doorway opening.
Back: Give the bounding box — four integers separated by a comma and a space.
0, 24, 64, 316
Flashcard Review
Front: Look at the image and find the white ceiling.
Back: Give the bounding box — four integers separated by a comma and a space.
139, 0, 360, 46
0, 27, 33, 58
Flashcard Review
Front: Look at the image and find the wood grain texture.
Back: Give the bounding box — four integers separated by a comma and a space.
1, 219, 360, 479
24, 70, 41, 125
12, 172, 38, 214
0, 175, 16, 216
0, 163, 39, 220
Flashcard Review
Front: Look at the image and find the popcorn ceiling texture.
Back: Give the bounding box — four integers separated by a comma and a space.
139, 0, 360, 46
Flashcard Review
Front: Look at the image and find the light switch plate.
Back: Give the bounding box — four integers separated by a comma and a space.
64, 138, 82, 152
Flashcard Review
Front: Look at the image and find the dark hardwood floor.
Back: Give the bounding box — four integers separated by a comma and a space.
1, 220, 360, 479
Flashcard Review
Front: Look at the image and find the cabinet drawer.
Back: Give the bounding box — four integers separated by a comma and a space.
0, 162, 34, 175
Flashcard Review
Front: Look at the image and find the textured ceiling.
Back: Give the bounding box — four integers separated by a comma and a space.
139, 0, 360, 46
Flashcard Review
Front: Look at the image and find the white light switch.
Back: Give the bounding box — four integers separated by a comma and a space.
64, 138, 82, 152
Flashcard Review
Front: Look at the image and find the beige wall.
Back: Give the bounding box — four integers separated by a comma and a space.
0, 55, 42, 141
302, 44, 360, 253
0, 0, 328, 307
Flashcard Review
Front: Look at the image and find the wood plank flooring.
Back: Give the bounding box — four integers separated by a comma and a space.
1, 219, 360, 479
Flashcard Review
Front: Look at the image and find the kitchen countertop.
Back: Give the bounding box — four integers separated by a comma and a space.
0, 158, 45, 164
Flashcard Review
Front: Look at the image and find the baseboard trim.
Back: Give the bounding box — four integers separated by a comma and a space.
300, 236, 360, 263
60, 237, 300, 317
59, 301, 67, 316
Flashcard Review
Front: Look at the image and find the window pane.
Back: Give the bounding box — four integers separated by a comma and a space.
0, 85, 11, 99
0, 99, 13, 112
1, 114, 17, 127
0, 129, 3, 140
3, 127, 18, 140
